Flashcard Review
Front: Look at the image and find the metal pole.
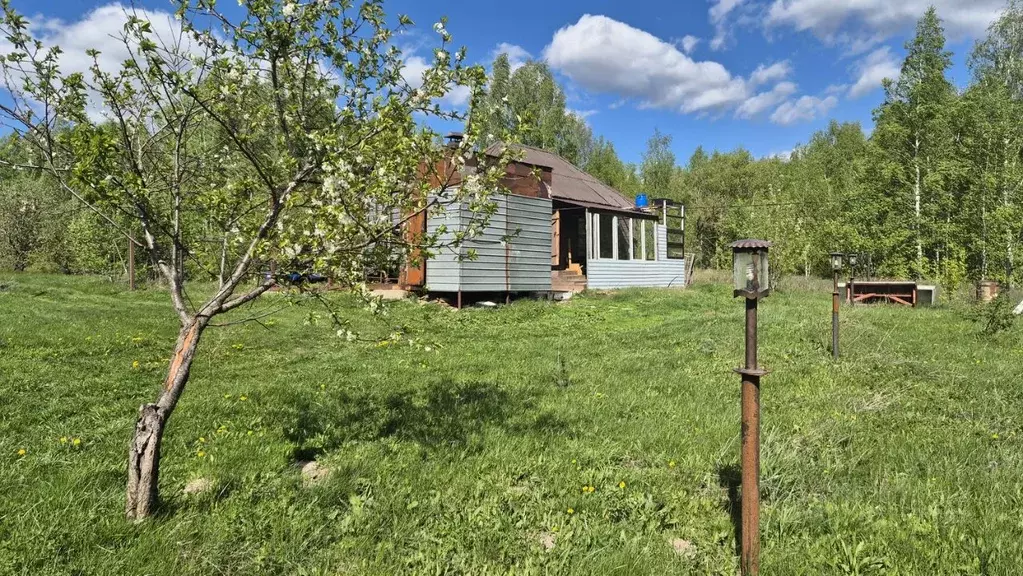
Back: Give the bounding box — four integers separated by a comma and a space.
128, 239, 136, 291
740, 296, 760, 576
849, 274, 855, 307
832, 271, 840, 360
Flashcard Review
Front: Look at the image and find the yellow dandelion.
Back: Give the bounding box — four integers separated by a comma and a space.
239, 395, 248, 401
17, 449, 26, 456
131, 360, 140, 369
72, 438, 81, 447
566, 508, 574, 515
991, 433, 999, 440
668, 460, 676, 468
198, 437, 206, 443
223, 394, 232, 399
618, 481, 626, 489
197, 450, 206, 458
247, 430, 254, 435
60, 436, 68, 444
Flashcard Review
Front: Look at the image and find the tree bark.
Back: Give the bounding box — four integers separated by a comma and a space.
125, 318, 206, 521
914, 134, 923, 278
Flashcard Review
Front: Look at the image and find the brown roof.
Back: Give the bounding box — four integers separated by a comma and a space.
486, 143, 635, 211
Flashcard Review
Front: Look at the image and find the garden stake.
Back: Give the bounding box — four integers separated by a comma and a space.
832, 269, 839, 359
829, 252, 844, 360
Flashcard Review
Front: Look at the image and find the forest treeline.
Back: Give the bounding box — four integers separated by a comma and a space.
2, 4, 1023, 290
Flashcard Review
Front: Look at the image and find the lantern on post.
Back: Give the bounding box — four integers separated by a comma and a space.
829, 252, 844, 359
729, 239, 771, 576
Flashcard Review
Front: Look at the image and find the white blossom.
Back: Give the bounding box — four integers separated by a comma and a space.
282, 2, 297, 17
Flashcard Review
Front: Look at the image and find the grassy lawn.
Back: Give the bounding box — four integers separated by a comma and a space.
1, 274, 1021, 575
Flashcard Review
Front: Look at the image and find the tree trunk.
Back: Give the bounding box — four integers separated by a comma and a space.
914, 135, 923, 278
1004, 147, 1015, 286
125, 318, 206, 521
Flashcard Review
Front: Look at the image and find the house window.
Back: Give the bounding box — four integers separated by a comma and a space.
617, 217, 631, 260
644, 220, 657, 260
632, 220, 643, 260
599, 213, 614, 259
659, 201, 685, 260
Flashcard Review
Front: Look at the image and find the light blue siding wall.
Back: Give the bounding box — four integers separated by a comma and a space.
506, 194, 553, 291
585, 223, 687, 289
424, 194, 552, 292
424, 200, 463, 292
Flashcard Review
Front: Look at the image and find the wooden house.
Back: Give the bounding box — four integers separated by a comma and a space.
401, 140, 686, 299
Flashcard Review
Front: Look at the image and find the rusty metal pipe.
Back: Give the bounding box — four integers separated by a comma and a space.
740, 296, 761, 575
832, 271, 839, 360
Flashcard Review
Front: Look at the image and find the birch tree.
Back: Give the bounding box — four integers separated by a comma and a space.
0, 0, 512, 520
971, 0, 1023, 287
872, 7, 956, 279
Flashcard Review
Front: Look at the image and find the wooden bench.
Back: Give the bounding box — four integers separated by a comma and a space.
839, 281, 928, 307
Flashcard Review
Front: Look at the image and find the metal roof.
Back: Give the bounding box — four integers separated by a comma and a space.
486, 143, 636, 212
729, 239, 773, 249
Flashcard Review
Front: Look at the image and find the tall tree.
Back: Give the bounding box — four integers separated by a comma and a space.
872, 7, 957, 279
585, 137, 630, 191
640, 129, 675, 196
970, 0, 1023, 286
475, 53, 511, 148
474, 56, 593, 165
0, 0, 512, 520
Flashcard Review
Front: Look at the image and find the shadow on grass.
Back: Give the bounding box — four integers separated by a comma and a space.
282, 379, 567, 461
717, 463, 742, 557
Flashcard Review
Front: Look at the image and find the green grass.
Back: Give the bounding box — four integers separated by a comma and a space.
0, 274, 1021, 575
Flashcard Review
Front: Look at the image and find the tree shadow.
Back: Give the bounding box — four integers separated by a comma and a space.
717, 463, 742, 557
282, 378, 568, 461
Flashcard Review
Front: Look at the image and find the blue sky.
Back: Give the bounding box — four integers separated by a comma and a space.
8, 0, 1008, 165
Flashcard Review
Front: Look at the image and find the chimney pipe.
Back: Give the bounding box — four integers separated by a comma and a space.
444, 132, 464, 148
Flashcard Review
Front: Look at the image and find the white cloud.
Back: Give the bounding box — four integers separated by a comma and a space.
709, 0, 748, 50
544, 14, 832, 123
568, 108, 598, 120
491, 42, 531, 72
848, 46, 900, 98
1, 4, 191, 120
543, 14, 749, 114
766, 0, 1004, 45
679, 35, 701, 54
736, 81, 797, 119
770, 95, 837, 125
749, 61, 792, 86
401, 55, 471, 107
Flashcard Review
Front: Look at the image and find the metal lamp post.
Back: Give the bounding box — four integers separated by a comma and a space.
829, 252, 844, 360
730, 239, 771, 576
847, 252, 858, 307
